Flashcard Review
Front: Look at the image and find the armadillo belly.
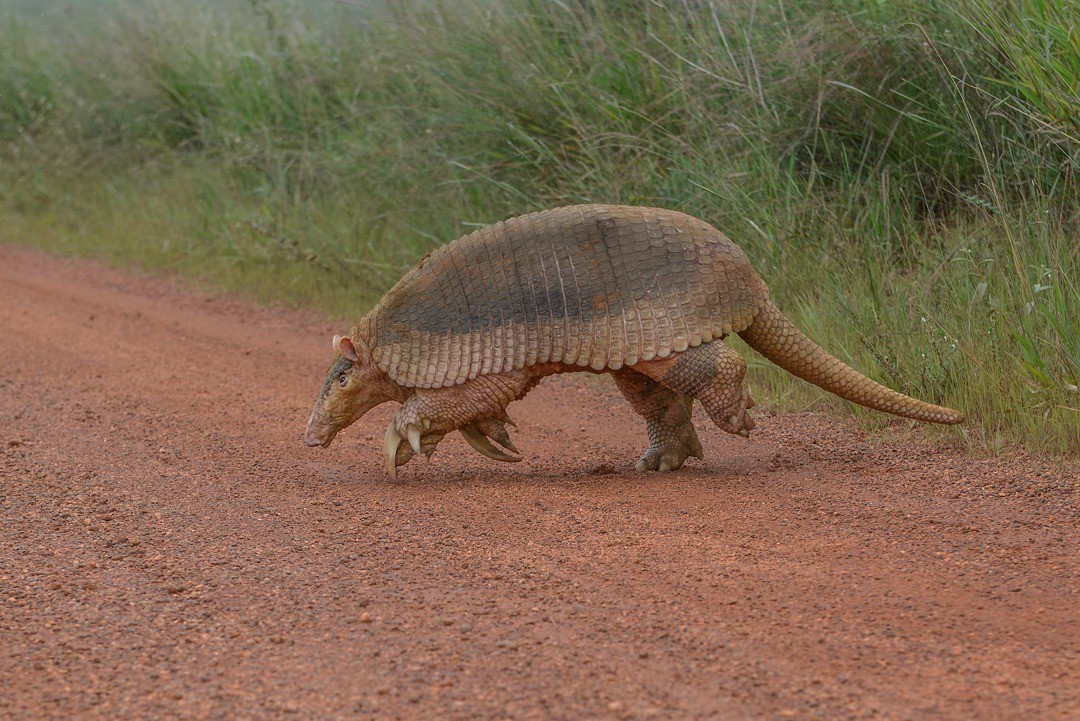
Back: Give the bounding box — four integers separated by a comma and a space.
366, 204, 764, 388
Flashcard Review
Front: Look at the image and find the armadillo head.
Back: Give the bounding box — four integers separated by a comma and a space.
303, 334, 398, 448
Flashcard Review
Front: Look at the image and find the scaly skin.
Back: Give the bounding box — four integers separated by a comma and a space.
385, 369, 536, 479
612, 370, 704, 472
304, 204, 964, 478
739, 300, 962, 424
637, 340, 757, 438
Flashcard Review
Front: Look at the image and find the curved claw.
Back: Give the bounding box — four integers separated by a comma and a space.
473, 417, 519, 454
496, 434, 519, 454
407, 424, 422, 456
383, 421, 402, 481
459, 424, 522, 463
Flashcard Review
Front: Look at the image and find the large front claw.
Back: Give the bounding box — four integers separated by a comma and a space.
383, 411, 525, 479
382, 417, 445, 481
381, 370, 536, 479
460, 419, 522, 463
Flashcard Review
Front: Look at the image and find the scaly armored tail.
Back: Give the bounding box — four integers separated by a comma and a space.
739, 299, 963, 424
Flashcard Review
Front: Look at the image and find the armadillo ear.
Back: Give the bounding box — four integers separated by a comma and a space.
333, 334, 367, 364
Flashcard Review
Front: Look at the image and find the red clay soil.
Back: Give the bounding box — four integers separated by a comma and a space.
0, 246, 1076, 721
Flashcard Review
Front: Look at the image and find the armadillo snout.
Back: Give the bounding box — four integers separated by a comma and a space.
303, 422, 338, 448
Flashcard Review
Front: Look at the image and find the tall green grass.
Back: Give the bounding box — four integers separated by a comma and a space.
1, 0, 1077, 453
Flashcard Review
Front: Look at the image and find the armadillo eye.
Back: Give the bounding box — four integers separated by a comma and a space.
338, 375, 348, 388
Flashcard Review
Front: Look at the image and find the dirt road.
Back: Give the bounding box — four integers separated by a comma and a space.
0, 246, 1075, 720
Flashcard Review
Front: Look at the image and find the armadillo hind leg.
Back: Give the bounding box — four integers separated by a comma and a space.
613, 370, 705, 472
637, 341, 757, 438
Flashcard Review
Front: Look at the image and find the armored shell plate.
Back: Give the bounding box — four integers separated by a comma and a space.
366, 204, 764, 388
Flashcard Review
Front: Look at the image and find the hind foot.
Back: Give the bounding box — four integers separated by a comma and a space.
635, 427, 705, 472
613, 369, 705, 472
715, 385, 757, 438
637, 340, 757, 439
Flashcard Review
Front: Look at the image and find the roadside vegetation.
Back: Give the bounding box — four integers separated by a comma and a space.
1, 0, 1076, 453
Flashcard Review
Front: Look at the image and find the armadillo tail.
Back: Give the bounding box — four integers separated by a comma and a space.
738, 300, 964, 425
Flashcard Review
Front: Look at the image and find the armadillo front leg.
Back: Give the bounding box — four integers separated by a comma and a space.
637, 341, 756, 438
613, 370, 704, 472
384, 369, 535, 479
